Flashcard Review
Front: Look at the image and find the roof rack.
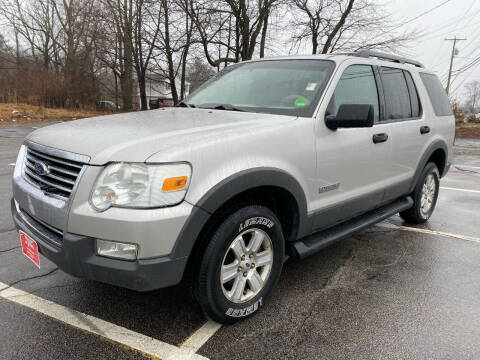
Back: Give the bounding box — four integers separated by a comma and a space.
351, 50, 424, 68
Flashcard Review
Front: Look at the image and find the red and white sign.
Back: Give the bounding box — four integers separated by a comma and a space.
20, 231, 40, 268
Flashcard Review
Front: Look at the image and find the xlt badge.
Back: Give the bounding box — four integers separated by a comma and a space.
319, 183, 340, 194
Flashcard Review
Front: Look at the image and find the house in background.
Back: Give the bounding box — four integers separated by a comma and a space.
134, 76, 190, 110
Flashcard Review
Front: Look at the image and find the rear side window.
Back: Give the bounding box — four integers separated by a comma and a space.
327, 65, 380, 122
420, 73, 453, 116
380, 67, 412, 120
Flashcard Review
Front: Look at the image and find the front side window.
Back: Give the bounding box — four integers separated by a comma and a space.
185, 60, 335, 117
327, 65, 380, 122
380, 67, 412, 120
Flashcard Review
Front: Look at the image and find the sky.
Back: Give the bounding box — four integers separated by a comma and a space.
387, 0, 480, 102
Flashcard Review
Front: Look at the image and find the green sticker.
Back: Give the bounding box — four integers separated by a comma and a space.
294, 96, 309, 107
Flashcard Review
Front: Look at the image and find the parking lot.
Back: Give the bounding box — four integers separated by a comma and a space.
1, 123, 480, 360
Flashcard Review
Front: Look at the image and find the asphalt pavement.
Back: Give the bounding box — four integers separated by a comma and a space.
1, 122, 479, 360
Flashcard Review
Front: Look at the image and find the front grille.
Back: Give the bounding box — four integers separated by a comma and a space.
19, 206, 63, 248
23, 146, 85, 199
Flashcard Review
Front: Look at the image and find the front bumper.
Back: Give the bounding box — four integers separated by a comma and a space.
11, 198, 187, 291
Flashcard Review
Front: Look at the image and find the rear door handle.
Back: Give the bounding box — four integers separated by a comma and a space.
373, 133, 388, 144
420, 126, 431, 134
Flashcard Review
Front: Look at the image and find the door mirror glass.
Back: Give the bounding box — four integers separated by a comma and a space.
325, 104, 374, 129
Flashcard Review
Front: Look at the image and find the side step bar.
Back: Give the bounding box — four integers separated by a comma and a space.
292, 196, 413, 259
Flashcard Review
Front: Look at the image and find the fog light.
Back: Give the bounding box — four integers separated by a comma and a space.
96, 239, 138, 261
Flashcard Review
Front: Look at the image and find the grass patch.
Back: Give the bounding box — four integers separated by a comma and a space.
456, 122, 480, 139
0, 103, 114, 125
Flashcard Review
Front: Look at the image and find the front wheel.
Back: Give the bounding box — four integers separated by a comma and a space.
193, 205, 285, 324
400, 162, 440, 224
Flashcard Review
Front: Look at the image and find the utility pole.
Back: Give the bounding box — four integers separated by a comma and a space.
445, 36, 466, 95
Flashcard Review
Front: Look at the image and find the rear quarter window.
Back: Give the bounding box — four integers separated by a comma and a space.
419, 73, 453, 116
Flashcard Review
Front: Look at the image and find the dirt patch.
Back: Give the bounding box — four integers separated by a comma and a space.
0, 103, 114, 125
456, 122, 480, 139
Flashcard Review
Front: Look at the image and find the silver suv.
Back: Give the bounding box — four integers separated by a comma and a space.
11, 51, 455, 324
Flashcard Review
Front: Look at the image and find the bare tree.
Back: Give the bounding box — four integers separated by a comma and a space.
103, 0, 135, 110
465, 81, 480, 115
290, 0, 412, 55
0, 0, 416, 111
187, 0, 279, 67
50, 0, 99, 106
151, 0, 197, 104
179, 0, 194, 100
133, 0, 162, 110
0, 0, 58, 69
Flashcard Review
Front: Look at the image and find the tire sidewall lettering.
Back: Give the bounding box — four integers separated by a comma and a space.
238, 216, 274, 233
225, 297, 263, 318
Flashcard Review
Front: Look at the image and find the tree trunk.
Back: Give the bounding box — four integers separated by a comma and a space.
312, 29, 318, 54
114, 71, 119, 109
259, 10, 269, 58
162, 0, 179, 104
122, 23, 134, 110
321, 0, 355, 54
180, 12, 192, 100
138, 72, 147, 110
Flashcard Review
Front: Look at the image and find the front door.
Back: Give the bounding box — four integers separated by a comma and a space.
312, 63, 393, 231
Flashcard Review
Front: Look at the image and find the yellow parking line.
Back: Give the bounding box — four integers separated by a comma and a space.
0, 282, 210, 360
377, 223, 480, 244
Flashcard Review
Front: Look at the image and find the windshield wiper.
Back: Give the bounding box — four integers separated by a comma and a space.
197, 103, 246, 112
176, 101, 195, 108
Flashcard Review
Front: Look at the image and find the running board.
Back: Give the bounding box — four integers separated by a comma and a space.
292, 196, 413, 259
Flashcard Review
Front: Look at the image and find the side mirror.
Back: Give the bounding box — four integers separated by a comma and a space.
325, 104, 374, 130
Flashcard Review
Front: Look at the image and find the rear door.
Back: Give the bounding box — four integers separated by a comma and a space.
376, 67, 427, 201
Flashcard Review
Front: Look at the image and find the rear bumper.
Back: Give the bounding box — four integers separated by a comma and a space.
11, 198, 187, 291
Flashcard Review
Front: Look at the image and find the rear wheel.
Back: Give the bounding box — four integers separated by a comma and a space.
193, 205, 284, 324
400, 162, 440, 224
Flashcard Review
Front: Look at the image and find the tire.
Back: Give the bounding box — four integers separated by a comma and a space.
400, 162, 440, 224
193, 205, 285, 324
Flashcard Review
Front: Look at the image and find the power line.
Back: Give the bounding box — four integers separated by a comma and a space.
417, 7, 480, 42
450, 60, 480, 96
391, 0, 454, 30
455, 56, 480, 74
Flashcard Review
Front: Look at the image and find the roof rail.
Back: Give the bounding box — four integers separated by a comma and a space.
352, 50, 424, 68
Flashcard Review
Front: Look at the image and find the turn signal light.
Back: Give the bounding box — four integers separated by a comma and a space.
162, 176, 188, 192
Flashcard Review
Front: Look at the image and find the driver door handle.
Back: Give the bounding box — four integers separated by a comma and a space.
373, 133, 388, 144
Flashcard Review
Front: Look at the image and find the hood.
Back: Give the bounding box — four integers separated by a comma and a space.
26, 108, 295, 164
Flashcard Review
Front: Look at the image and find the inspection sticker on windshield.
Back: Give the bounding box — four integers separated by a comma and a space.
20, 231, 40, 268
305, 82, 317, 91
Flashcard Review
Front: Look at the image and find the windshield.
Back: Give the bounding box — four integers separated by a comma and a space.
185, 60, 335, 117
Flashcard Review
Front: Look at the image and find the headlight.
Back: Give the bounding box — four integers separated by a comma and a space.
90, 162, 191, 211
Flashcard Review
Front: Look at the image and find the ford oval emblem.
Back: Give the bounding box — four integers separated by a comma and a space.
34, 161, 50, 176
